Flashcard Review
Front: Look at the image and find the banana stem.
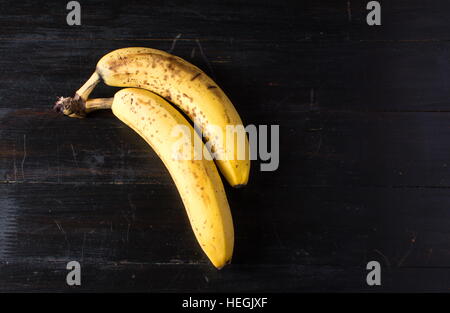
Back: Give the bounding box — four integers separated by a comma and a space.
53, 71, 103, 118
85, 98, 113, 113
54, 96, 113, 118
76, 72, 101, 101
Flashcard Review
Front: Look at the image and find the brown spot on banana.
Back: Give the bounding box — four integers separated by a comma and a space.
191, 73, 202, 81
182, 93, 193, 103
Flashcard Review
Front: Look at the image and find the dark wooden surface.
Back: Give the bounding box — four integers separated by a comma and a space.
1, 0, 450, 292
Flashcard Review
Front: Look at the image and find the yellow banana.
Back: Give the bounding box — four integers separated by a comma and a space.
55, 88, 234, 269
64, 47, 250, 187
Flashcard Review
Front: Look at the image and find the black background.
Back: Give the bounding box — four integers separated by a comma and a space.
0, 0, 449, 292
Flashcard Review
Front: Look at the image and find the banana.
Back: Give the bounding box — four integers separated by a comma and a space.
60, 47, 250, 187
55, 88, 234, 269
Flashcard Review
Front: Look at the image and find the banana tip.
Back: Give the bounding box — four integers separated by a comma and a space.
215, 259, 232, 270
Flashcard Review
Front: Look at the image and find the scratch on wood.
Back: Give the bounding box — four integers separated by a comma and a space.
272, 225, 285, 249
54, 219, 70, 250
127, 195, 137, 222
310, 88, 315, 106
347, 1, 352, 22
13, 143, 17, 181
70, 144, 79, 168
168, 33, 182, 53
314, 135, 322, 156
54, 220, 65, 234
77, 39, 82, 85
56, 139, 61, 183
195, 39, 215, 78
190, 47, 196, 58
426, 247, 433, 264
81, 232, 86, 261
274, 94, 291, 110
126, 223, 131, 243
21, 134, 26, 180
397, 233, 417, 267
374, 249, 391, 268
121, 209, 132, 243
165, 268, 184, 290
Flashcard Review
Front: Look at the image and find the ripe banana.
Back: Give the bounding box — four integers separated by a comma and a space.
55, 88, 234, 269
61, 47, 250, 187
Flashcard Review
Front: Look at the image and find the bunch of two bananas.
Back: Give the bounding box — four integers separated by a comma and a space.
54, 48, 250, 268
